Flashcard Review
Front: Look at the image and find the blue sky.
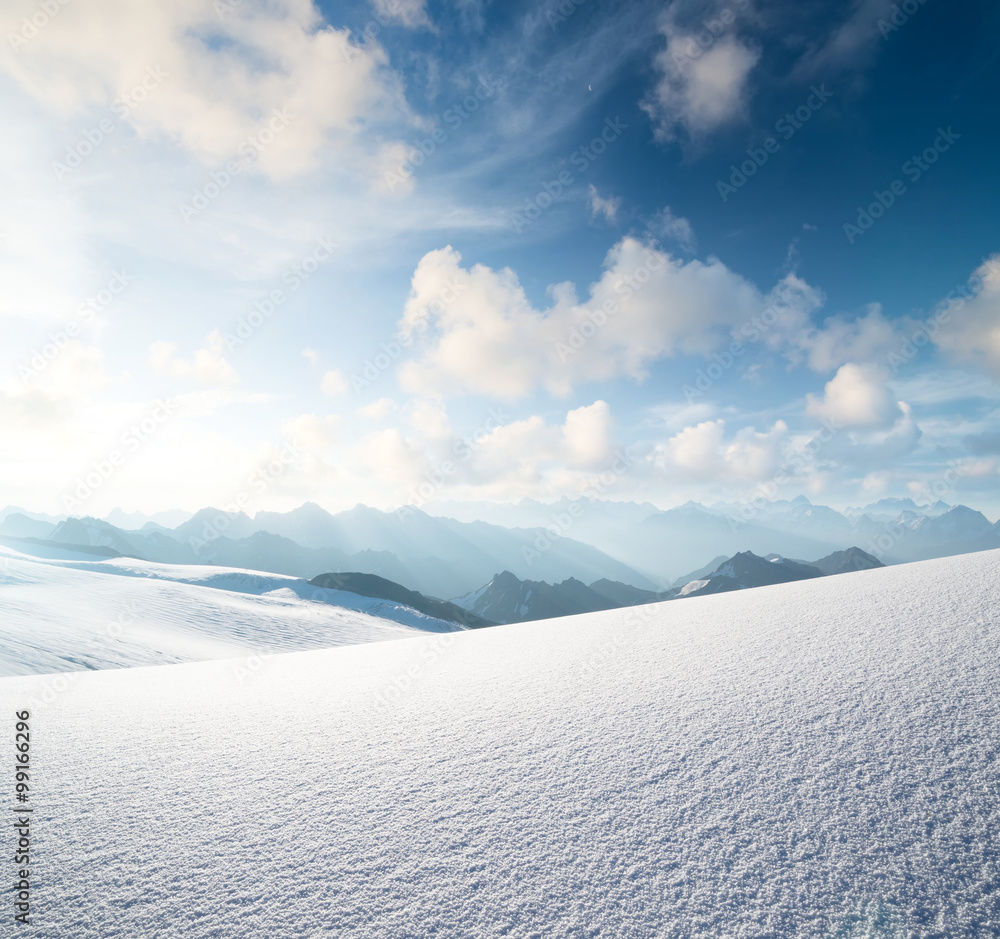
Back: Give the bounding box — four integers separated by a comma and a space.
1, 0, 998, 517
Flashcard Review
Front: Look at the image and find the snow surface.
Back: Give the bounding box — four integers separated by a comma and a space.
0, 544, 458, 677
1, 549, 998, 937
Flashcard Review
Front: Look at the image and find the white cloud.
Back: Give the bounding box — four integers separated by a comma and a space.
933, 255, 1000, 378
356, 397, 397, 420
397, 237, 792, 400
562, 400, 615, 467
0, 0, 410, 180
302, 348, 319, 367
745, 287, 904, 374
588, 185, 621, 223
652, 418, 789, 482
806, 363, 902, 429
280, 399, 620, 507
371, 0, 431, 28
644, 18, 759, 140
148, 330, 239, 386
824, 402, 922, 467
457, 401, 617, 485
321, 369, 349, 396
800, 304, 901, 372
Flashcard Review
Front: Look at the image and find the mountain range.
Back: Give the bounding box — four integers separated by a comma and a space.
0, 496, 995, 598
0, 503, 657, 599
423, 496, 999, 580
449, 547, 885, 623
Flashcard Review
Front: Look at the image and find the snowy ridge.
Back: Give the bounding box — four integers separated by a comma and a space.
1, 549, 998, 936
0, 544, 458, 677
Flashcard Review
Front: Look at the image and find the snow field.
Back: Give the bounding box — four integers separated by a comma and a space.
0, 549, 997, 936
0, 544, 458, 677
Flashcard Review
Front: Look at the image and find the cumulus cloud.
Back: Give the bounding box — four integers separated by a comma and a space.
588, 185, 621, 223
148, 330, 239, 386
805, 363, 921, 466
824, 402, 922, 467
311, 400, 620, 506
396, 237, 801, 400
643, 16, 760, 140
806, 363, 902, 429
0, 0, 410, 180
933, 255, 1000, 378
652, 418, 789, 483
800, 304, 901, 372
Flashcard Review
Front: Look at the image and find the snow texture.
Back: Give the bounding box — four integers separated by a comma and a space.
1, 549, 999, 937
0, 544, 458, 677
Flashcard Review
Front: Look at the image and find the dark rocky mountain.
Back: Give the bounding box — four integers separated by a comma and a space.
677, 552, 824, 599
452, 571, 664, 625
309, 572, 494, 629
588, 579, 662, 607
809, 547, 885, 576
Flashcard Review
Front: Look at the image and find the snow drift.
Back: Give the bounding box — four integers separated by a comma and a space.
0, 549, 998, 936
0, 543, 458, 677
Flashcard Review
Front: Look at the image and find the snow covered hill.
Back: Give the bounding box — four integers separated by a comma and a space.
0, 544, 459, 677
1, 549, 998, 936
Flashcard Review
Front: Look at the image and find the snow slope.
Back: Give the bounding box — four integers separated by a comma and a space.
0, 544, 458, 677
1, 549, 998, 937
